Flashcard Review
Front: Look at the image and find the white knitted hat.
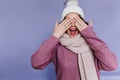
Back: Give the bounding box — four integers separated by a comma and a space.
62, 0, 84, 20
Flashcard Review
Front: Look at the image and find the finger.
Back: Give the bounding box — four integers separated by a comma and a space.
73, 18, 83, 29
64, 18, 73, 27
61, 19, 73, 32
56, 19, 72, 32
59, 18, 73, 30
62, 18, 73, 26
74, 17, 88, 28
55, 21, 58, 26
73, 18, 81, 27
75, 17, 84, 25
75, 20, 82, 29
64, 24, 71, 32
60, 18, 70, 25
64, 21, 71, 29
54, 21, 58, 30
89, 19, 92, 26
72, 18, 83, 31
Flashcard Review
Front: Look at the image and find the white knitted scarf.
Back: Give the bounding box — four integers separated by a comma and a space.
60, 34, 98, 80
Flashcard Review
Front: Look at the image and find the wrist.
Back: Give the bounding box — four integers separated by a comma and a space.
53, 33, 60, 39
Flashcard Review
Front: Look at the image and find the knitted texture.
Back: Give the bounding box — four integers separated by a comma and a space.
62, 0, 84, 20
60, 33, 98, 80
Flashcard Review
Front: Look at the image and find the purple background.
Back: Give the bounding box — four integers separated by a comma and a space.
0, 0, 120, 80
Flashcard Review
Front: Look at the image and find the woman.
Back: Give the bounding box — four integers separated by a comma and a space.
31, 0, 118, 80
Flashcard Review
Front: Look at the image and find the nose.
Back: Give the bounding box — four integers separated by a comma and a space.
71, 21, 75, 27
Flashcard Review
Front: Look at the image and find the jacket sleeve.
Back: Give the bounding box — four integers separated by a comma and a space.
80, 26, 118, 71
31, 35, 59, 70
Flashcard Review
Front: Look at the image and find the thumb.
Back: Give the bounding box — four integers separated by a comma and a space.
89, 19, 93, 26
55, 21, 59, 29
55, 21, 59, 26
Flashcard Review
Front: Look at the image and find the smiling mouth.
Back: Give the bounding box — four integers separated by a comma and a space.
69, 27, 78, 32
